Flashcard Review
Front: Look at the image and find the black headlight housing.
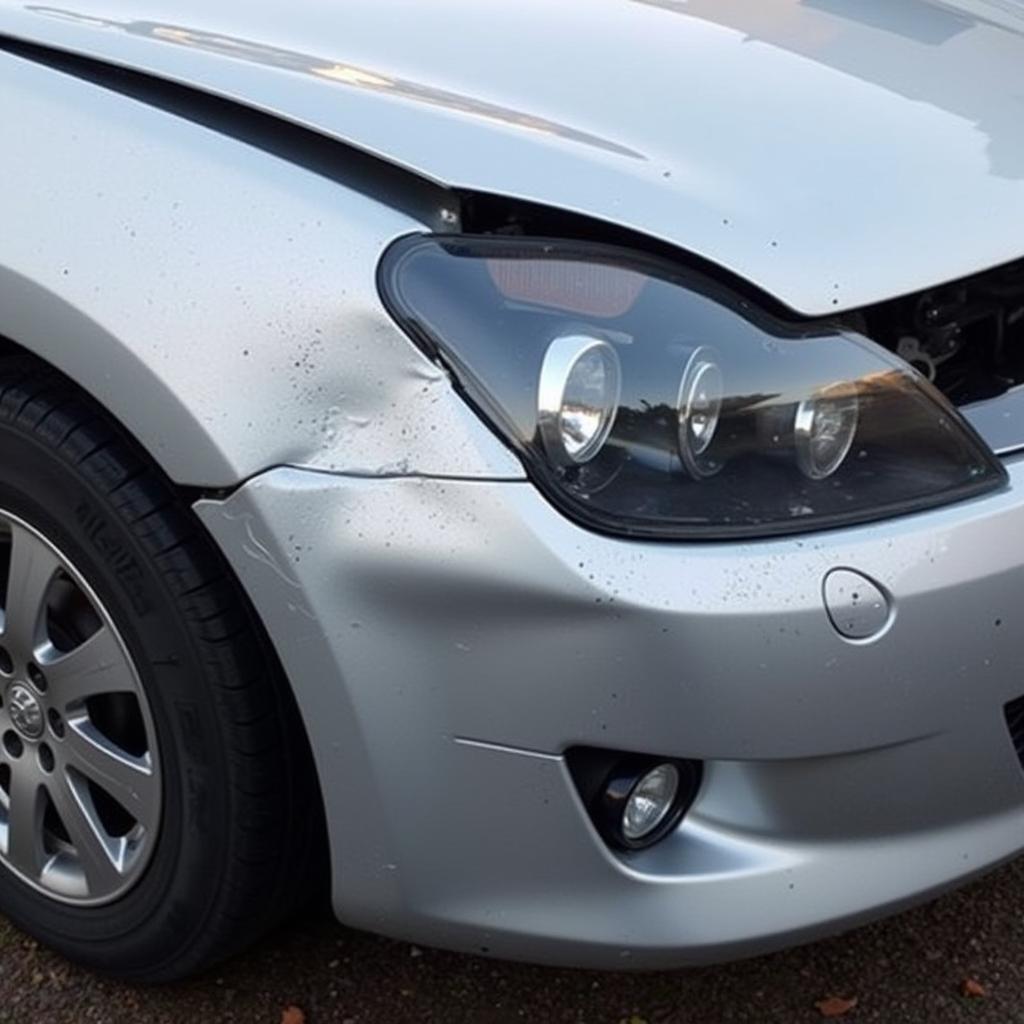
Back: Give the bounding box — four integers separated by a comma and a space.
379, 235, 1006, 540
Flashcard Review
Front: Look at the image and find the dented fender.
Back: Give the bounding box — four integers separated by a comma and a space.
0, 51, 521, 487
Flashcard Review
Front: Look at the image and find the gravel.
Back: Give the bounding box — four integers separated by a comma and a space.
3, 856, 1024, 1023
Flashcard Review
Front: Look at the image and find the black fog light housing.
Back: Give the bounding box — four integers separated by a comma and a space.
567, 748, 703, 851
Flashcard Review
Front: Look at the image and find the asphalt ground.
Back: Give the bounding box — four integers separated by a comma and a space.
2, 853, 1024, 1023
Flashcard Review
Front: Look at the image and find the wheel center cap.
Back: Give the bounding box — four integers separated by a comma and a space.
7, 682, 44, 740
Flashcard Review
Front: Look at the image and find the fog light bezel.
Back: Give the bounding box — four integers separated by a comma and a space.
567, 747, 703, 852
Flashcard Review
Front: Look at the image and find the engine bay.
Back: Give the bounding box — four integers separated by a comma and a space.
843, 260, 1024, 408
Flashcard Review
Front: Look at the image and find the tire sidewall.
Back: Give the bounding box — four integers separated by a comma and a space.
0, 412, 233, 965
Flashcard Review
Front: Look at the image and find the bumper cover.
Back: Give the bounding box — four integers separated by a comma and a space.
195, 458, 1024, 967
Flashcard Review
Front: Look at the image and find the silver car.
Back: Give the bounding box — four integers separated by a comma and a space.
1, 0, 1023, 982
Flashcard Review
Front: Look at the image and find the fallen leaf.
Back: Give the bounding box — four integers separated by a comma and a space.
281, 1007, 306, 1024
815, 995, 858, 1018
962, 978, 988, 998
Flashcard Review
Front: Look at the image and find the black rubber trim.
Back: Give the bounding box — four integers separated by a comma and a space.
1004, 694, 1024, 771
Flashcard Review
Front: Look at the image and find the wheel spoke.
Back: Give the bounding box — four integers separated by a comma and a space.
46, 770, 122, 895
5, 765, 43, 879
1, 523, 60, 656
62, 718, 157, 831
0, 510, 161, 906
43, 627, 138, 708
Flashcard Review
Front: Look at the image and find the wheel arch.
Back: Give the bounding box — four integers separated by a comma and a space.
0, 267, 239, 488
0, 44, 519, 907
0, 325, 332, 899
0, 47, 518, 489
0, 353, 329, 977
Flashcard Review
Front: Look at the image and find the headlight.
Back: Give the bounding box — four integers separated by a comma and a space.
379, 236, 1006, 539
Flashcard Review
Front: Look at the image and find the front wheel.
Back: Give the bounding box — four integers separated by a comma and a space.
0, 505, 164, 907
0, 357, 322, 981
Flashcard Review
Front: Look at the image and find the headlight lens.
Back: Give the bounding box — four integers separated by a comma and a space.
380, 236, 1006, 538
538, 335, 621, 466
677, 347, 724, 479
794, 386, 860, 481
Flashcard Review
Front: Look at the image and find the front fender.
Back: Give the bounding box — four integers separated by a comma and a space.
0, 49, 521, 486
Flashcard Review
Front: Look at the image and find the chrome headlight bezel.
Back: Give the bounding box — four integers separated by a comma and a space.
536, 334, 622, 467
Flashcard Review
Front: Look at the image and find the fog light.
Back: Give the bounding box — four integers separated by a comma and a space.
567, 750, 701, 851
622, 763, 680, 841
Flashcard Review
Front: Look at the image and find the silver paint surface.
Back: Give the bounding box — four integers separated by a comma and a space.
196, 455, 1024, 965
964, 385, 1024, 455
0, 50, 520, 486
3, 1, 1024, 313
3, 0, 1024, 967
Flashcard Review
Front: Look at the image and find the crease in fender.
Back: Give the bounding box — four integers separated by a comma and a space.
191, 464, 530, 505
453, 736, 563, 761
324, 470, 529, 483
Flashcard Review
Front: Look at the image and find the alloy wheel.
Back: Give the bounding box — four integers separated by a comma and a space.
0, 510, 161, 905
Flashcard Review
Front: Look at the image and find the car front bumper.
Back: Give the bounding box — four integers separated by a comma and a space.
195, 455, 1024, 967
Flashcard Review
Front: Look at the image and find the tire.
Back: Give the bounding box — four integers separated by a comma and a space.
0, 355, 323, 982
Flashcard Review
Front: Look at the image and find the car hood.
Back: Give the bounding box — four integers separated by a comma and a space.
3, 0, 1024, 315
